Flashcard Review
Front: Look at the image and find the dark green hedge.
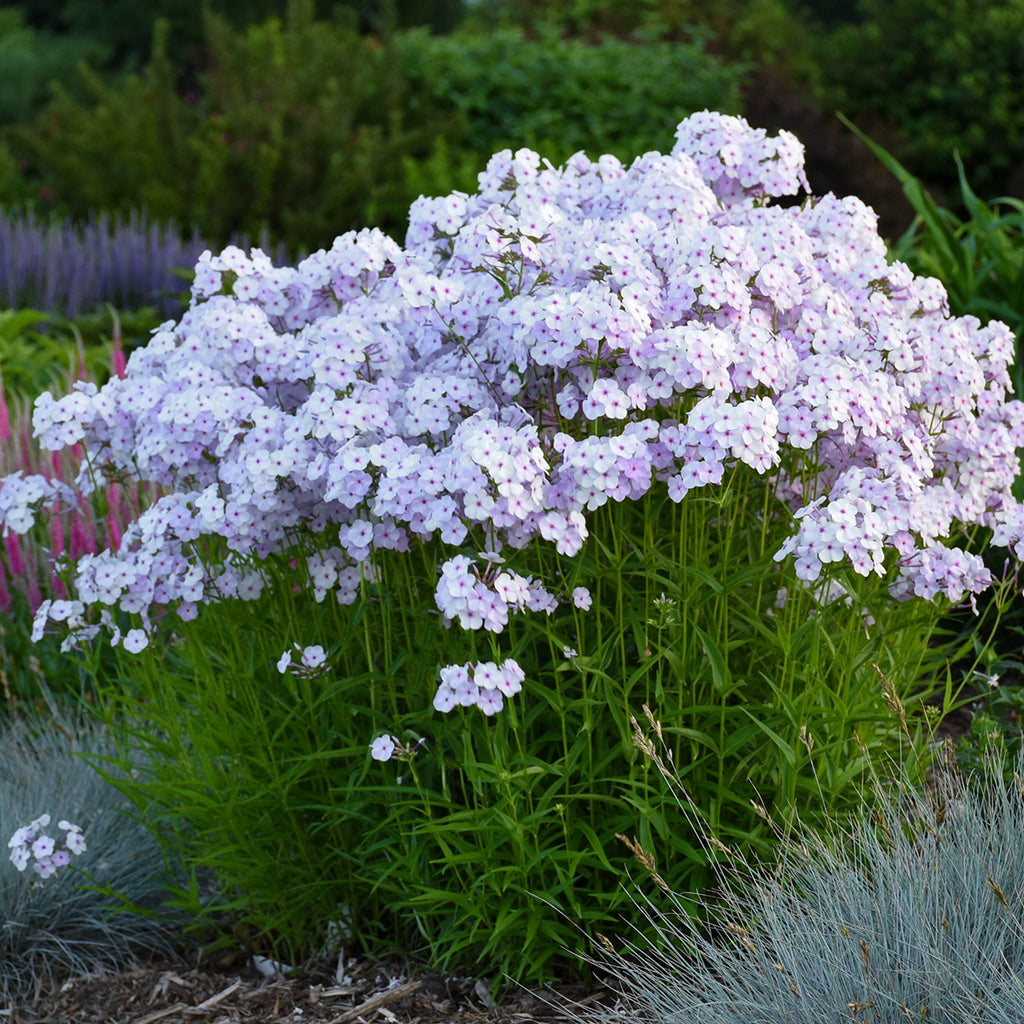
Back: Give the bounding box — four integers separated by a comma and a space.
1, 1, 746, 252
817, 0, 1024, 203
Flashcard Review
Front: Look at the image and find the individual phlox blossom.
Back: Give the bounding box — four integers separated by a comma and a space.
572, 586, 592, 610
370, 734, 397, 761
120, 627, 149, 653
31, 834, 54, 859
432, 658, 525, 716
369, 730, 426, 764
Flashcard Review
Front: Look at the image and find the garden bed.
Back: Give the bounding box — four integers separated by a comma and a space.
12, 953, 610, 1024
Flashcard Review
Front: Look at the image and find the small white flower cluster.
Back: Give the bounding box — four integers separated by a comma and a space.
369, 733, 425, 762
8, 813, 86, 879
277, 642, 328, 676
432, 658, 526, 716
12, 110, 1024, 719
0, 472, 76, 536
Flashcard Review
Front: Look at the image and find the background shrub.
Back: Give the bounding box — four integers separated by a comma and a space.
817, 0, 1024, 205
0, 9, 107, 124
469, 0, 813, 69
14, 0, 468, 74
2, 1, 747, 252
394, 24, 745, 167
2, 1, 448, 250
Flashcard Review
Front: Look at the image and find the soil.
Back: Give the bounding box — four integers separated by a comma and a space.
7, 951, 615, 1024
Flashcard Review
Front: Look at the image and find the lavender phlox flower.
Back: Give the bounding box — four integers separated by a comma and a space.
119, 627, 149, 653
672, 109, 809, 204
896, 545, 993, 604
432, 658, 524, 715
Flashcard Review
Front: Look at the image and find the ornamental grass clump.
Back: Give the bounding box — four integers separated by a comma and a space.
0, 707, 183, 1005
9, 111, 1024, 978
569, 717, 1024, 1024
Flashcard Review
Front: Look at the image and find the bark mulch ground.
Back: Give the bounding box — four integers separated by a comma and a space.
6, 951, 617, 1024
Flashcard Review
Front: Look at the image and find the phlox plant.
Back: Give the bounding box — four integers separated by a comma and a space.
10, 111, 1024, 981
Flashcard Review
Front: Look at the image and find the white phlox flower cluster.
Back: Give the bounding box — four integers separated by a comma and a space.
277, 643, 328, 676
8, 813, 86, 879
0, 472, 77, 536
17, 110, 1024, 716
431, 658, 526, 716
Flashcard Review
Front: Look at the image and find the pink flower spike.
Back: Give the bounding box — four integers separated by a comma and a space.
477, 689, 504, 716
111, 320, 127, 380
49, 503, 66, 558
69, 516, 90, 560
0, 369, 10, 444
5, 532, 25, 578
105, 510, 122, 553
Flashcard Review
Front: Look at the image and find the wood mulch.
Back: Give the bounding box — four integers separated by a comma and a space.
4, 951, 616, 1024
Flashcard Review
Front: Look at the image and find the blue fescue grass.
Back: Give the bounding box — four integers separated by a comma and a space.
569, 712, 1024, 1023
0, 704, 186, 1005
